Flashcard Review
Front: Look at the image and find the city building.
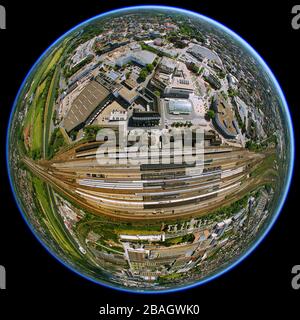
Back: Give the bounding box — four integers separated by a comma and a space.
204, 73, 221, 90
118, 86, 139, 104
164, 63, 194, 98
94, 100, 127, 125
166, 98, 193, 115
129, 110, 160, 127
211, 96, 238, 139
234, 96, 249, 129
159, 57, 177, 74
116, 50, 157, 67
63, 80, 111, 132
153, 38, 163, 46
188, 44, 222, 64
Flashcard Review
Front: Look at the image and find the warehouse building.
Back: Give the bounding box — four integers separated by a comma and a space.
188, 44, 222, 64
63, 80, 111, 132
116, 50, 157, 67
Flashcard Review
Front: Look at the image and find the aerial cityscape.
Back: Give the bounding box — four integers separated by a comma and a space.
7, 6, 293, 292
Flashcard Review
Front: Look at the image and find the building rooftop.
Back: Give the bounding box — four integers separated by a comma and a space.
118, 86, 139, 104
167, 99, 193, 115
167, 62, 194, 92
171, 77, 194, 91
159, 56, 177, 73
132, 50, 157, 66
212, 95, 238, 139
124, 77, 138, 89
94, 100, 127, 124
188, 44, 222, 64
63, 80, 110, 132
116, 50, 157, 67
132, 111, 160, 119
107, 70, 120, 82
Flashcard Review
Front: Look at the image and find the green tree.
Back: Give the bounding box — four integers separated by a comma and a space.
154, 90, 160, 97
206, 110, 215, 120
228, 88, 238, 97
126, 71, 131, 79
146, 63, 154, 72
139, 68, 148, 81
84, 125, 102, 141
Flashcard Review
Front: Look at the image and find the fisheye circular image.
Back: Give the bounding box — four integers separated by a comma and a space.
7, 6, 293, 293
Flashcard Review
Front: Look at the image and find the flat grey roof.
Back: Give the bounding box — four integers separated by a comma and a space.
132, 50, 156, 66
189, 45, 222, 64
160, 56, 177, 70
63, 80, 110, 132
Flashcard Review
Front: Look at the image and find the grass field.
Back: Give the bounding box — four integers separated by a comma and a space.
25, 50, 55, 102
95, 243, 124, 255
250, 153, 277, 179
115, 229, 162, 235
31, 94, 45, 152
23, 45, 64, 158
23, 81, 46, 154
32, 176, 81, 258
44, 67, 61, 158
44, 47, 63, 75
